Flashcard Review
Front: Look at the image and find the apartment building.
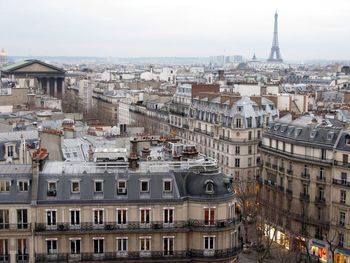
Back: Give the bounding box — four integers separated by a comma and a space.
0, 141, 242, 263
259, 114, 350, 263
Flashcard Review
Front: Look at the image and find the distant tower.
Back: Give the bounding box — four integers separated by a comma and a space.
0, 48, 8, 68
267, 12, 283, 63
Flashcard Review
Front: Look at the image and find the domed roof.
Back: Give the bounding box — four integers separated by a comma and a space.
0, 49, 6, 56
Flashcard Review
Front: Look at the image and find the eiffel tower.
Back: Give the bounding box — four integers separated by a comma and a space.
267, 11, 283, 62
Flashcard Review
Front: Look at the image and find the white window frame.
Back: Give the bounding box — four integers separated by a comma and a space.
46, 238, 58, 255
163, 179, 172, 193
116, 237, 128, 253
46, 209, 57, 229
71, 180, 80, 194
163, 207, 174, 225
94, 180, 104, 193
204, 207, 215, 226
117, 180, 127, 195
139, 208, 151, 226
140, 179, 150, 193
93, 208, 104, 227
93, 237, 104, 254
163, 236, 175, 256
69, 209, 81, 228
0, 180, 10, 192
139, 236, 151, 256
203, 235, 216, 253
69, 238, 81, 255
17, 180, 29, 192
116, 208, 128, 227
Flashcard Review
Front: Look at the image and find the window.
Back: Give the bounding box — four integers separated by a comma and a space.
303, 184, 309, 195
248, 158, 252, 167
71, 181, 80, 193
18, 181, 29, 192
163, 180, 172, 192
163, 208, 174, 225
339, 212, 346, 226
93, 238, 104, 254
340, 190, 346, 204
204, 208, 215, 225
140, 237, 151, 254
70, 239, 81, 254
117, 180, 127, 195
17, 239, 27, 260
235, 158, 240, 168
163, 237, 174, 256
0, 210, 9, 229
46, 239, 57, 255
94, 180, 103, 193
235, 118, 242, 128
93, 209, 104, 226
339, 233, 344, 247
46, 210, 57, 228
140, 180, 149, 193
247, 118, 252, 128
248, 146, 252, 155
290, 144, 294, 154
321, 149, 327, 160
235, 146, 240, 155
17, 209, 28, 229
117, 237, 128, 252
140, 209, 151, 225
47, 181, 57, 196
204, 236, 215, 250
341, 172, 347, 184
0, 181, 10, 192
117, 209, 128, 226
257, 130, 261, 139
343, 154, 348, 164
248, 131, 252, 141
206, 181, 214, 193
70, 210, 80, 227
7, 145, 14, 157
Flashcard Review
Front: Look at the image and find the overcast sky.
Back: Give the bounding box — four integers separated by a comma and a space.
0, 0, 349, 60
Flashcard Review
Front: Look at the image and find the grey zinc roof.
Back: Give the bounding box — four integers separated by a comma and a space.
266, 117, 343, 148
0, 165, 32, 204
37, 171, 182, 204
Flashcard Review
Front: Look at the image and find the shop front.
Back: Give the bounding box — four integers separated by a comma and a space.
335, 248, 350, 263
310, 240, 328, 262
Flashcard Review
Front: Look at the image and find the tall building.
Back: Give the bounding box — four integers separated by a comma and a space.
0, 48, 8, 68
258, 114, 350, 262
0, 139, 243, 263
267, 12, 283, 63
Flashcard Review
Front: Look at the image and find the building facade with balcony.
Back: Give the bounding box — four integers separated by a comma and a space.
259, 114, 350, 263
0, 155, 242, 262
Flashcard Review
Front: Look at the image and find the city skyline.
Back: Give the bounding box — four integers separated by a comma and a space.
0, 0, 350, 61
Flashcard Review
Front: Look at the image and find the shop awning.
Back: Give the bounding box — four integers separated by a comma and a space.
312, 241, 326, 248
336, 248, 350, 257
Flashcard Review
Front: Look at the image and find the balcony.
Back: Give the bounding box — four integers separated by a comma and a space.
265, 162, 271, 168
299, 193, 310, 202
278, 185, 285, 192
34, 218, 241, 233
47, 190, 57, 196
287, 169, 293, 176
272, 164, 278, 170
314, 197, 326, 205
16, 254, 29, 262
301, 172, 310, 179
264, 179, 276, 187
0, 255, 9, 262
0, 223, 30, 231
259, 144, 334, 165
316, 176, 326, 183
333, 179, 350, 188
35, 248, 242, 262
334, 160, 350, 168
194, 128, 213, 137
279, 167, 285, 173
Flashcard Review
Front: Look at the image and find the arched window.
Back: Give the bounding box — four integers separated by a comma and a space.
205, 180, 214, 194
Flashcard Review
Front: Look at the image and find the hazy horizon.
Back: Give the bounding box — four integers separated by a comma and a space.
1, 0, 349, 61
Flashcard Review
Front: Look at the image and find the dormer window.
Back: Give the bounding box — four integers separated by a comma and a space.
7, 145, 14, 157
163, 179, 172, 193
295, 128, 302, 137
327, 132, 334, 140
71, 180, 80, 194
205, 180, 214, 194
47, 181, 57, 196
140, 180, 150, 193
237, 106, 243, 112
310, 130, 317, 138
94, 180, 103, 193
0, 180, 10, 192
117, 180, 127, 195
18, 180, 29, 192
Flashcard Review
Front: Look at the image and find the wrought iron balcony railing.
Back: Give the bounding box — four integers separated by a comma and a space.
35, 247, 242, 262
0, 223, 30, 231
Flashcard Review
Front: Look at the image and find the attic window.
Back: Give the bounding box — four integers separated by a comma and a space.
274, 124, 280, 131
295, 128, 302, 137
287, 126, 295, 135
310, 130, 317, 138
280, 126, 287, 133
327, 132, 334, 140
205, 180, 214, 194
237, 106, 243, 112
